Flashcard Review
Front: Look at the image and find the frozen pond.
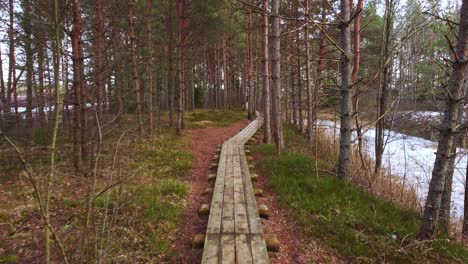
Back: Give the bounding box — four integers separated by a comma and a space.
317, 119, 467, 217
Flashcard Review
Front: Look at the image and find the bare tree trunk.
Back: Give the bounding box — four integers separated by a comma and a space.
37, 36, 46, 125
463, 152, 468, 244
95, 0, 104, 122
23, 0, 34, 127
271, 0, 284, 152
262, 0, 271, 143
0, 48, 4, 129
167, 7, 175, 127
296, 9, 303, 132
375, 0, 394, 175
72, 0, 83, 175
337, 0, 352, 180
128, 0, 144, 138
147, 0, 155, 137
5, 0, 15, 116
45, 1, 63, 261
305, 0, 313, 143
351, 0, 366, 171
419, 0, 468, 239
247, 4, 255, 120
176, 0, 186, 135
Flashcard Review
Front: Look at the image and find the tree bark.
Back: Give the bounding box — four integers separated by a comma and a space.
305, 0, 313, 143
337, 0, 352, 180
262, 0, 271, 144
147, 0, 155, 137
419, 0, 468, 239
128, 0, 144, 138
271, 0, 284, 152
176, 0, 187, 135
375, 0, 394, 175
247, 4, 255, 120
95, 0, 105, 122
72, 0, 83, 175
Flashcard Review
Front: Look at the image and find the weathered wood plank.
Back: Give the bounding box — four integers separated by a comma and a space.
202, 234, 220, 264
221, 234, 235, 264
202, 114, 268, 264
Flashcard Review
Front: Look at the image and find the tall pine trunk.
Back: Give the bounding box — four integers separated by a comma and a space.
419, 0, 468, 239
305, 0, 313, 143
95, 0, 104, 122
147, 0, 155, 136
262, 0, 271, 143
72, 0, 83, 175
128, 0, 144, 138
271, 0, 284, 152
337, 0, 352, 180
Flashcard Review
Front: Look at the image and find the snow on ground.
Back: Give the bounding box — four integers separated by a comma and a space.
317, 119, 467, 217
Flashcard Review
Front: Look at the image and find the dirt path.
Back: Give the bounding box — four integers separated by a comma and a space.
169, 119, 339, 263
170, 119, 249, 263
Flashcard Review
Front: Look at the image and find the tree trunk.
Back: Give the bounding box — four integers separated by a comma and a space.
262, 0, 271, 144
337, 0, 352, 180
128, 0, 144, 138
305, 0, 313, 143
419, 0, 468, 239
271, 0, 284, 152
95, 0, 104, 122
375, 0, 394, 175
72, 0, 83, 175
23, 0, 34, 126
176, 0, 186, 135
147, 0, 155, 137
296, 8, 303, 132
5, 0, 15, 116
463, 151, 468, 244
247, 4, 255, 120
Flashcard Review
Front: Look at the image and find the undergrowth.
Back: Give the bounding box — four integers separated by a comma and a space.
0, 109, 245, 263
253, 126, 468, 263
186, 109, 245, 128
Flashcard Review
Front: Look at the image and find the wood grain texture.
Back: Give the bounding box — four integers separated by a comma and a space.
202, 113, 269, 264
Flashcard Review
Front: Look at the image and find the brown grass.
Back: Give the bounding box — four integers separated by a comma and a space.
307, 125, 420, 212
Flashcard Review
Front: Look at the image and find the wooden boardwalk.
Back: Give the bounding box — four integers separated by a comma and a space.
202, 114, 269, 264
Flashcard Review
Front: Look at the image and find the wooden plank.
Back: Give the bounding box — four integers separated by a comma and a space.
202, 234, 220, 264
233, 147, 249, 234
221, 234, 235, 264
222, 145, 235, 234
235, 234, 253, 264
250, 234, 269, 264
202, 114, 268, 264
206, 144, 228, 234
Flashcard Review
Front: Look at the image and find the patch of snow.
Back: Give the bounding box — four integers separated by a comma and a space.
317, 119, 467, 217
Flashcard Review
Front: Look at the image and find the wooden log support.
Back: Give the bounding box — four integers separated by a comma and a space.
201, 113, 269, 263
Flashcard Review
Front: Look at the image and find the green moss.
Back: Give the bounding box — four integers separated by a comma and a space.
254, 126, 468, 263
0, 255, 19, 263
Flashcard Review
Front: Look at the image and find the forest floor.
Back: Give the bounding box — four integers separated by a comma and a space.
251, 124, 468, 263
169, 111, 338, 263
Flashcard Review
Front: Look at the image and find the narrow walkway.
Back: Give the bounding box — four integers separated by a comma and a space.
202, 114, 269, 264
